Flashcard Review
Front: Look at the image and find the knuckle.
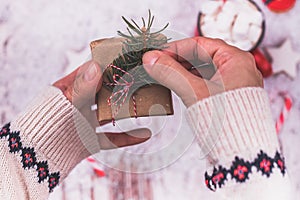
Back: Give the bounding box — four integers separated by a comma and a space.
213, 38, 226, 45
244, 52, 256, 64
215, 51, 234, 67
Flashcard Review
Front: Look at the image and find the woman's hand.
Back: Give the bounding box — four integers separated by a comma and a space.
143, 37, 263, 107
53, 61, 151, 149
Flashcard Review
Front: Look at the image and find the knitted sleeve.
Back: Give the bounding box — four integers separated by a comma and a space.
0, 86, 99, 200
186, 87, 293, 199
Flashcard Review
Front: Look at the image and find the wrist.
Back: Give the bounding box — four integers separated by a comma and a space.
10, 86, 100, 179
186, 87, 279, 168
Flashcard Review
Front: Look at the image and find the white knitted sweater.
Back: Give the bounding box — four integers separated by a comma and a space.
0, 86, 293, 199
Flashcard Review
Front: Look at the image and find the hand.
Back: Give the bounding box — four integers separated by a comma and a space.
142, 37, 263, 107
53, 61, 151, 149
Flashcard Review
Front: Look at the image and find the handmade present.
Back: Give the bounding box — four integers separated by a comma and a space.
90, 11, 174, 125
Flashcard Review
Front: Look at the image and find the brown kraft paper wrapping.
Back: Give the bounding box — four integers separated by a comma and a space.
90, 38, 174, 124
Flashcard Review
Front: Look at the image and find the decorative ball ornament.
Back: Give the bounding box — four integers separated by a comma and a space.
251, 48, 273, 77
262, 0, 296, 13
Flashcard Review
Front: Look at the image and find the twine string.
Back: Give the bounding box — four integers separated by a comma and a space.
105, 64, 138, 125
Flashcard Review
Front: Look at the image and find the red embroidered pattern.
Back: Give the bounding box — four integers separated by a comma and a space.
0, 123, 60, 192
205, 150, 286, 191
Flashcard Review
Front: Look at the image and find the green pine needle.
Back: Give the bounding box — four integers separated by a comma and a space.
104, 10, 170, 91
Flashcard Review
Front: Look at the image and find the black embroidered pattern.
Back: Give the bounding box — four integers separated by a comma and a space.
0, 123, 10, 138
274, 151, 286, 175
205, 166, 228, 191
0, 123, 60, 192
205, 150, 286, 191
21, 147, 37, 169
48, 173, 60, 192
36, 161, 49, 183
254, 150, 274, 177
230, 157, 252, 183
8, 131, 22, 153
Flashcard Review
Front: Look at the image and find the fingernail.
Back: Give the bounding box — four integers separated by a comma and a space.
84, 63, 98, 81
143, 51, 160, 69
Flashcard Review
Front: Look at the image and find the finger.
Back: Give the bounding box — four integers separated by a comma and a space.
173, 60, 215, 79
163, 37, 242, 69
53, 68, 80, 93
98, 128, 151, 149
143, 50, 209, 106
64, 61, 102, 108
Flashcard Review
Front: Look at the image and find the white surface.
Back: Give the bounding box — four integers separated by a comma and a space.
1, 0, 300, 199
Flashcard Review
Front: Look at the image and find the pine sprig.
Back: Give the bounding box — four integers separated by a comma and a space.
104, 10, 170, 90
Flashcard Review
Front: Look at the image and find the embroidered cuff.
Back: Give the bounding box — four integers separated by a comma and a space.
186, 87, 280, 168
204, 149, 286, 191
9, 86, 100, 181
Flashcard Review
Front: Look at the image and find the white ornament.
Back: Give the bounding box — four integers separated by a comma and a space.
266, 39, 300, 79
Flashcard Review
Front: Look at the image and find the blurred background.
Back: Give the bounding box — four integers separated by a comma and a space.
1, 0, 300, 199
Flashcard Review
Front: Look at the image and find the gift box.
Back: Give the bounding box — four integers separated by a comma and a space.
90, 37, 174, 125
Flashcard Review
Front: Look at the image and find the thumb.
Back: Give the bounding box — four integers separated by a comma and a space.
143, 51, 208, 107
69, 61, 102, 108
